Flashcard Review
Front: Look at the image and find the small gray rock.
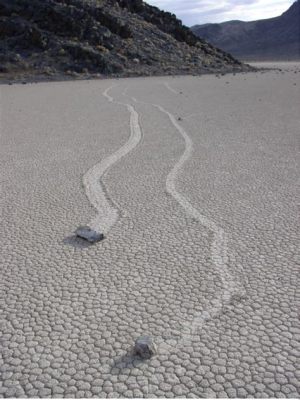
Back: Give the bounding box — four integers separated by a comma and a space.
133, 336, 156, 359
75, 226, 104, 243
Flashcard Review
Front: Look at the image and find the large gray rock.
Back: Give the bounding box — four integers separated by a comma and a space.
133, 336, 156, 359
75, 226, 104, 243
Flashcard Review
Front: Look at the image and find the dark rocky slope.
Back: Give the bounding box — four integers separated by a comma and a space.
191, 0, 300, 61
0, 0, 250, 82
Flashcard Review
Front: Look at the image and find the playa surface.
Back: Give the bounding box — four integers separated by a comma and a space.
1, 63, 299, 398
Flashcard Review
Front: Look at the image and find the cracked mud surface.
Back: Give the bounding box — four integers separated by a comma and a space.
1, 63, 300, 398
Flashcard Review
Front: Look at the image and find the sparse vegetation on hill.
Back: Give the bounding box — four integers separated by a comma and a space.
0, 0, 250, 82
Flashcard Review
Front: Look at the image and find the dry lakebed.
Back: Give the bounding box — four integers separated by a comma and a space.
0, 62, 299, 398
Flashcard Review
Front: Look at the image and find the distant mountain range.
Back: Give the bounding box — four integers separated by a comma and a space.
0, 0, 249, 82
191, 0, 300, 61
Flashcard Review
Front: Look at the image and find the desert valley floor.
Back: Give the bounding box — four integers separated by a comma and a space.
0, 63, 299, 398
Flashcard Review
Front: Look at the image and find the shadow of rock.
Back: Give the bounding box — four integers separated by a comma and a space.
63, 235, 94, 249
110, 350, 145, 373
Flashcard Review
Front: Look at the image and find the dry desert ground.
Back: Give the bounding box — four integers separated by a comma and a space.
0, 62, 300, 398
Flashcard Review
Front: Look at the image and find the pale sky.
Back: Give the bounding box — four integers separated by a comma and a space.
146, 0, 295, 26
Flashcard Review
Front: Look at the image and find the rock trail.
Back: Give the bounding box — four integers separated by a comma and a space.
82, 85, 142, 234
125, 84, 244, 350
163, 81, 179, 95
83, 81, 241, 345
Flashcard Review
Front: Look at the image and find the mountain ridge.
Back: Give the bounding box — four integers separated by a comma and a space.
191, 0, 300, 61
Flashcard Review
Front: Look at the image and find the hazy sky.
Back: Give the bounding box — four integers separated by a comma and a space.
146, 0, 295, 26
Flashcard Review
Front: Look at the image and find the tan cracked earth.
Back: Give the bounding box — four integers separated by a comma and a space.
0, 62, 300, 398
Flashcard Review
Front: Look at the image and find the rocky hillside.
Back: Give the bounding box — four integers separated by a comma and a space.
191, 0, 300, 61
0, 0, 249, 82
